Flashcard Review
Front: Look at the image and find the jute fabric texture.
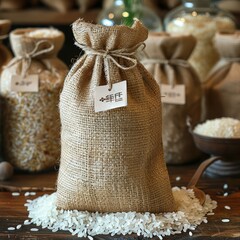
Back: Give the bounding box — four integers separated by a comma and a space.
56, 19, 175, 213
203, 31, 240, 120
0, 28, 68, 171
141, 32, 201, 164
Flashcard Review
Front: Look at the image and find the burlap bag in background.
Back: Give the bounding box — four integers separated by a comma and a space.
0, 28, 68, 171
57, 19, 175, 213
0, 20, 12, 74
141, 32, 201, 164
203, 31, 240, 120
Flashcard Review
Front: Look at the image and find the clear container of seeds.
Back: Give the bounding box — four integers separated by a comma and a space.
164, 0, 236, 81
0, 28, 68, 172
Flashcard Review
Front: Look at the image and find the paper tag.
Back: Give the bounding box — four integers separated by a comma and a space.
161, 84, 186, 105
11, 75, 39, 92
94, 81, 127, 112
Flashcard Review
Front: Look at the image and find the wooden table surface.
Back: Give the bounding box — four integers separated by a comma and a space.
0, 161, 240, 240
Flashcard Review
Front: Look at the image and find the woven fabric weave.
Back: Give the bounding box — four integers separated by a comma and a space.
56, 19, 175, 213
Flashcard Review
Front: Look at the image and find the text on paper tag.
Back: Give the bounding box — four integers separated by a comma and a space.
161, 84, 186, 105
94, 81, 127, 112
11, 75, 39, 93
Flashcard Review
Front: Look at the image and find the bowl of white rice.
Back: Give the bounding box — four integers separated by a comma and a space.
192, 118, 240, 158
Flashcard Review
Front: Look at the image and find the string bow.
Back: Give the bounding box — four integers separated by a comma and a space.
5, 40, 54, 77
75, 42, 145, 90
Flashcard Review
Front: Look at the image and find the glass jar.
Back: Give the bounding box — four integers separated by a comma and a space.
164, 0, 236, 81
97, 0, 162, 31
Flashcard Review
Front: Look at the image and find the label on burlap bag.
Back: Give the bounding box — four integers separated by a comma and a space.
94, 81, 127, 112
56, 19, 175, 214
11, 75, 39, 92
161, 84, 185, 105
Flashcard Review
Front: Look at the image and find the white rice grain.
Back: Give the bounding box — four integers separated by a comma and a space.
221, 219, 230, 223
8, 227, 15, 231
30, 228, 39, 232
223, 184, 228, 190
224, 206, 231, 210
12, 192, 20, 196
176, 176, 181, 181
16, 224, 22, 229
25, 188, 217, 239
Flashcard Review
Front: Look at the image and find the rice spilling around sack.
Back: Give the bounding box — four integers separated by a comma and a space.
194, 117, 240, 138
25, 187, 217, 239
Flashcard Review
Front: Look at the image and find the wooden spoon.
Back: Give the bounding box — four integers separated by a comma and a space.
187, 156, 221, 205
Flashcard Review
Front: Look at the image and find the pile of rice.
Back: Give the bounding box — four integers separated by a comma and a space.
27, 29, 62, 38
25, 187, 217, 239
194, 117, 240, 138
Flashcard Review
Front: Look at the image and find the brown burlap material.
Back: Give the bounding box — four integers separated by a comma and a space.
0, 28, 68, 171
141, 32, 201, 164
203, 31, 240, 120
56, 19, 175, 213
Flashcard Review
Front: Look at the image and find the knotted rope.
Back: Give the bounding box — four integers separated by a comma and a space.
5, 40, 54, 77
75, 42, 145, 90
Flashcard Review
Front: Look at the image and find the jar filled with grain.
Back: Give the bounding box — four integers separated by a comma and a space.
0, 28, 68, 172
164, 0, 236, 81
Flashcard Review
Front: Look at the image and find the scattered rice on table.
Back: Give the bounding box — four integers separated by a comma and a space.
7, 227, 15, 231
25, 187, 217, 239
12, 192, 20, 196
221, 219, 230, 223
16, 224, 22, 229
224, 206, 231, 210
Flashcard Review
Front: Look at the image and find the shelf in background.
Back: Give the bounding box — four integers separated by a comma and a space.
0, 8, 100, 25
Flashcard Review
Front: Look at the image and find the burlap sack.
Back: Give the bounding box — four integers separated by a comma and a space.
204, 31, 240, 120
141, 32, 201, 164
56, 19, 175, 213
0, 20, 12, 75
0, 28, 68, 172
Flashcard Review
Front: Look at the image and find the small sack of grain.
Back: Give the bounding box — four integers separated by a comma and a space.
0, 28, 68, 172
56, 19, 175, 213
140, 32, 202, 164
203, 31, 240, 120
0, 20, 12, 75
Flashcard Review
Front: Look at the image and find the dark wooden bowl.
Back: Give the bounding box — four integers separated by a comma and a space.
192, 132, 240, 161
